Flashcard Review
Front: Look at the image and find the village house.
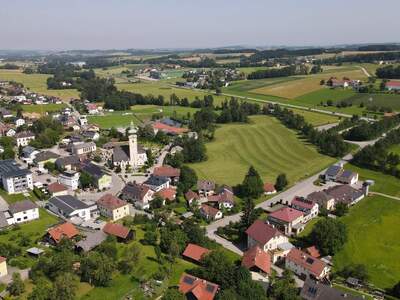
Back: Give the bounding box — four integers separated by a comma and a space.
103, 222, 134, 243
47, 182, 69, 197
153, 165, 180, 184
305, 246, 321, 258
81, 162, 112, 190
206, 188, 235, 210
58, 170, 80, 190
75, 231, 107, 253
267, 207, 305, 236
185, 190, 200, 206
300, 277, 362, 300
325, 184, 365, 207
156, 187, 177, 202
291, 197, 319, 222
197, 180, 215, 196
34, 151, 60, 170
71, 141, 97, 156
336, 170, 359, 185
55, 155, 81, 171
15, 131, 35, 147
152, 121, 189, 136
241, 245, 272, 278
6, 200, 39, 224
246, 219, 292, 263
120, 182, 154, 210
199, 204, 223, 221
285, 248, 330, 280
21, 146, 40, 164
323, 164, 343, 182
86, 103, 99, 114
143, 175, 170, 192
46, 222, 79, 245
97, 194, 130, 221
14, 118, 25, 127
179, 273, 219, 300
0, 108, 13, 119
263, 182, 277, 195
182, 243, 211, 264
81, 130, 100, 141
47, 195, 96, 222
0, 159, 33, 194
307, 191, 335, 211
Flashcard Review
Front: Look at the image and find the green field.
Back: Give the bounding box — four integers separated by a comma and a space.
189, 115, 336, 186
334, 195, 400, 289
21, 103, 67, 115
131, 104, 198, 120
289, 108, 340, 126
0, 69, 79, 100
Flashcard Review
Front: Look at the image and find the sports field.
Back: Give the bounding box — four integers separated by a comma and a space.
0, 69, 79, 100
334, 195, 400, 289
189, 115, 336, 186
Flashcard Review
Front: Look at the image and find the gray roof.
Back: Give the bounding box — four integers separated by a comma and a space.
76, 231, 107, 252
113, 146, 130, 162
15, 131, 35, 139
300, 278, 362, 300
337, 170, 356, 180
72, 141, 96, 150
121, 182, 150, 201
325, 185, 364, 205
34, 151, 60, 163
9, 200, 38, 214
0, 159, 31, 178
81, 162, 106, 179
197, 180, 215, 191
307, 191, 333, 203
55, 155, 80, 168
325, 165, 343, 177
48, 195, 90, 215
22, 146, 37, 156
144, 175, 169, 188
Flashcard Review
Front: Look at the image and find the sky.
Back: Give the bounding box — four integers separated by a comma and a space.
1, 0, 400, 50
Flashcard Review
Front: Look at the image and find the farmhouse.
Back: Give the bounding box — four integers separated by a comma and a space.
207, 189, 234, 210
15, 131, 35, 147
47, 195, 96, 222
182, 243, 210, 264
156, 187, 177, 202
325, 184, 365, 206
267, 207, 305, 236
197, 180, 215, 196
47, 182, 69, 197
179, 273, 219, 300
96, 194, 130, 221
0, 159, 33, 194
336, 170, 359, 185
291, 197, 319, 222
263, 182, 277, 195
120, 182, 154, 210
241, 245, 271, 277
307, 191, 335, 211
185, 190, 200, 205
324, 164, 343, 182
55, 155, 81, 171
285, 248, 330, 280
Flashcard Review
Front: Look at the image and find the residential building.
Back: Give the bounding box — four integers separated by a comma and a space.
291, 197, 319, 222
307, 191, 335, 211
336, 170, 359, 185
185, 190, 200, 205
199, 204, 222, 221
81, 130, 100, 141
120, 182, 154, 209
245, 220, 291, 262
15, 118, 25, 127
207, 189, 234, 210
46, 222, 79, 244
153, 165, 180, 184
325, 185, 365, 206
86, 103, 99, 114
47, 195, 95, 221
305, 246, 321, 258
15, 131, 35, 147
157, 187, 177, 202
34, 151, 60, 170
143, 175, 170, 192
263, 182, 277, 195
152, 121, 189, 135
182, 243, 210, 264
47, 182, 69, 197
103, 222, 134, 242
58, 170, 80, 190
267, 207, 305, 236
55, 155, 81, 171
285, 248, 330, 280
197, 180, 215, 196
97, 194, 130, 221
242, 245, 271, 277
7, 200, 39, 224
71, 141, 96, 155
81, 162, 111, 190
76, 231, 107, 252
0, 108, 13, 119
0, 257, 7, 277
323, 164, 343, 181
386, 80, 400, 91
300, 277, 362, 300
21, 146, 40, 164
179, 273, 219, 300
0, 159, 33, 194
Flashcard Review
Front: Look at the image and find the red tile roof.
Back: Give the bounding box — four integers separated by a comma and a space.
47, 182, 68, 193
386, 80, 400, 87
0, 256, 6, 263
103, 223, 130, 239
157, 187, 177, 201
153, 166, 180, 178
305, 246, 321, 258
207, 191, 234, 204
97, 193, 128, 210
153, 122, 188, 135
242, 245, 271, 275
200, 204, 220, 218
245, 220, 283, 245
269, 207, 304, 223
182, 243, 211, 262
287, 248, 327, 278
185, 190, 199, 201
179, 273, 219, 300
48, 223, 79, 243
263, 182, 276, 193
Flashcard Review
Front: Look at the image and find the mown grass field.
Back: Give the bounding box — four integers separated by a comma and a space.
334, 195, 400, 289
21, 103, 67, 115
87, 111, 142, 128
131, 104, 198, 120
289, 108, 340, 126
189, 115, 336, 186
0, 69, 79, 100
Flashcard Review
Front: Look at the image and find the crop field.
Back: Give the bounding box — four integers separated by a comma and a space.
189, 115, 335, 186
295, 88, 357, 106
334, 195, 400, 289
0, 69, 79, 100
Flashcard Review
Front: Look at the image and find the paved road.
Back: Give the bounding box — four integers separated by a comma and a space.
315, 122, 339, 132
359, 66, 371, 77
369, 192, 400, 201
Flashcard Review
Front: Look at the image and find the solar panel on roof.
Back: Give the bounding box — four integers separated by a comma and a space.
183, 276, 195, 285
206, 284, 215, 293
306, 257, 314, 264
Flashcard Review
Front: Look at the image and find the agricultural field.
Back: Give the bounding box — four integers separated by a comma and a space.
334, 195, 400, 289
131, 104, 198, 120
0, 69, 79, 100
288, 108, 340, 126
189, 115, 336, 186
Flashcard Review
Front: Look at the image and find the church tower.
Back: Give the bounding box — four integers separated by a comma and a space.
128, 123, 138, 168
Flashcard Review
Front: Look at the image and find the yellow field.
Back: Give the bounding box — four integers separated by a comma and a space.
251, 69, 367, 99
0, 69, 79, 100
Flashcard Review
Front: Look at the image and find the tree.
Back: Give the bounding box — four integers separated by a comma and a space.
240, 166, 264, 198
275, 173, 288, 191
28, 278, 54, 300
151, 195, 164, 209
268, 270, 300, 300
338, 264, 369, 282
334, 202, 349, 217
80, 252, 115, 286
182, 137, 207, 163
309, 218, 347, 256
80, 171, 93, 189
143, 231, 158, 245
178, 166, 198, 193
53, 273, 79, 300
8, 272, 25, 296
44, 161, 56, 173
118, 244, 141, 274
162, 288, 185, 300
238, 198, 262, 238
391, 281, 400, 298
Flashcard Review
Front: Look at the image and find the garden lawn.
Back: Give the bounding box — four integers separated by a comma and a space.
189, 115, 336, 186
0, 69, 79, 100
334, 195, 400, 289
0, 189, 38, 204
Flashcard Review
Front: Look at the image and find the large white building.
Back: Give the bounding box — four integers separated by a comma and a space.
6, 200, 39, 224
58, 170, 80, 190
0, 160, 33, 194
15, 132, 35, 147
47, 195, 96, 221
